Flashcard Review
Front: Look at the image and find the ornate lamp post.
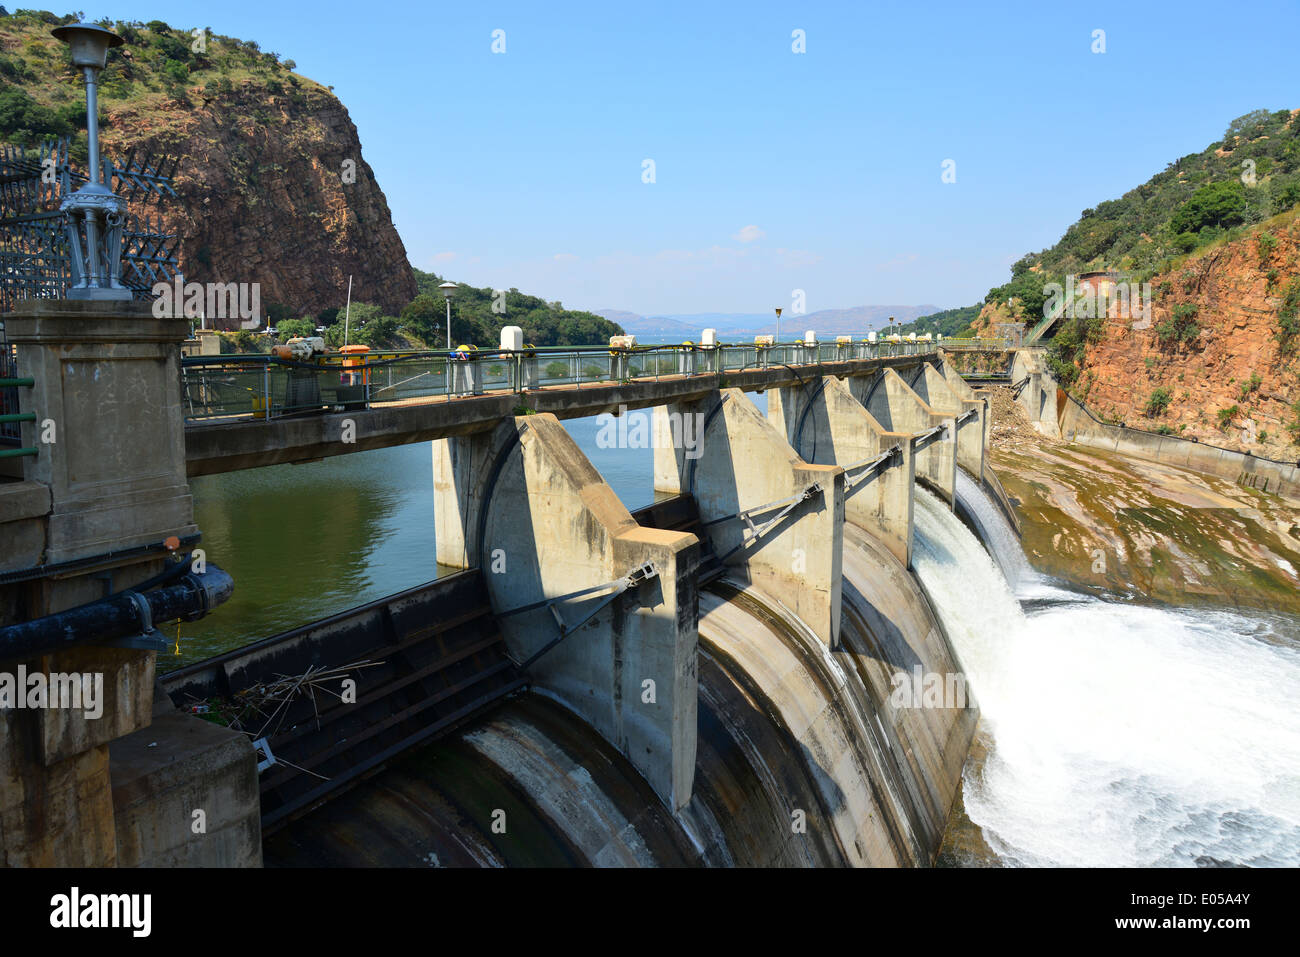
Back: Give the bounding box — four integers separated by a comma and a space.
52, 22, 131, 301
774, 306, 782, 342
438, 281, 457, 349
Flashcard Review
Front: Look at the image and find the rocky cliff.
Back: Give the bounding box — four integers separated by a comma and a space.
0, 12, 414, 322
101, 83, 415, 320
1064, 211, 1300, 456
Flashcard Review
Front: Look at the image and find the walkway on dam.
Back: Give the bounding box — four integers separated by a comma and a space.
182, 339, 1015, 476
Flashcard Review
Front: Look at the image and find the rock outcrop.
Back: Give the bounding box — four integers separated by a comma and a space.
101, 82, 415, 322
1073, 213, 1300, 455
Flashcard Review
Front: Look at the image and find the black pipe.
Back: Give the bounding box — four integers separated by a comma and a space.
0, 565, 234, 662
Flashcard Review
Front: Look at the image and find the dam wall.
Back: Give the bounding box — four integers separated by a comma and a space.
274, 376, 981, 866
434, 416, 699, 810
909, 364, 987, 480
653, 388, 844, 648
263, 507, 976, 866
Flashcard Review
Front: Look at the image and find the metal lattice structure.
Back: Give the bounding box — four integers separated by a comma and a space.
0, 138, 179, 313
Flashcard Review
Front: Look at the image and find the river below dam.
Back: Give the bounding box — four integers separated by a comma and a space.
179, 403, 1300, 868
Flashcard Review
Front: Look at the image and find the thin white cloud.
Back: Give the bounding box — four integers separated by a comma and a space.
553, 253, 579, 262
432, 251, 457, 262
732, 224, 766, 243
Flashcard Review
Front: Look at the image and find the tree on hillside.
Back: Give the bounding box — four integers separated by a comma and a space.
1169, 180, 1248, 235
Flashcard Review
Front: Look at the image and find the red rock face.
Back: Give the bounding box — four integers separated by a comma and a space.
1075, 217, 1300, 455
103, 82, 416, 325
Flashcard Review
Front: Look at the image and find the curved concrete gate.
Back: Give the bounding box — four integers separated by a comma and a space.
432, 358, 981, 864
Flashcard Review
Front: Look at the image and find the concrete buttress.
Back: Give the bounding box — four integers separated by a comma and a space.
653, 388, 844, 648
434, 415, 699, 811
907, 363, 987, 480
847, 368, 957, 507
768, 376, 917, 569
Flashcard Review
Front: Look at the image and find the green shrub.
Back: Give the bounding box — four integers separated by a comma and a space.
1257, 232, 1277, 266
1170, 180, 1248, 235
277, 318, 315, 339
1155, 303, 1201, 344
1217, 405, 1239, 430
1239, 371, 1262, 400
1144, 387, 1172, 417
1278, 278, 1300, 354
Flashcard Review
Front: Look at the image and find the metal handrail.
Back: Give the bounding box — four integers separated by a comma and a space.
179, 338, 1014, 424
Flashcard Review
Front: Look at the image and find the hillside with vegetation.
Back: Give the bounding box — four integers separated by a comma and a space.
977, 109, 1300, 331
224, 267, 625, 352
976, 109, 1300, 456
896, 305, 980, 338
0, 8, 416, 315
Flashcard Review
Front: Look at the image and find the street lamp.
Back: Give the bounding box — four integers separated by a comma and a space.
438, 281, 457, 350
774, 306, 782, 342
52, 22, 131, 301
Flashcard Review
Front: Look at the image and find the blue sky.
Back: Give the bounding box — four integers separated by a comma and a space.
82, 0, 1300, 315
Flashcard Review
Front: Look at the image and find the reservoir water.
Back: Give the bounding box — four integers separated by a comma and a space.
181, 400, 1300, 867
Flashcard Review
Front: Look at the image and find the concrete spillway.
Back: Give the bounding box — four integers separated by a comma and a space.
253, 361, 988, 866
265, 514, 973, 866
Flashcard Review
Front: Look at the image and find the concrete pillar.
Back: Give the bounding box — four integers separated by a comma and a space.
6, 301, 197, 562
434, 415, 699, 811
847, 368, 957, 506
769, 376, 917, 568
0, 299, 257, 868
940, 358, 993, 465
908, 362, 986, 480
1011, 349, 1060, 438
654, 388, 844, 648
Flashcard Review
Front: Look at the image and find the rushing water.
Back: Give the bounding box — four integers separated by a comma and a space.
915, 484, 1300, 867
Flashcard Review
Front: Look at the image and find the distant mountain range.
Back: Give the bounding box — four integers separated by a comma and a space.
596, 305, 945, 340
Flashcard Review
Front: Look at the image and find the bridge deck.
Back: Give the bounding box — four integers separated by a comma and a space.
185, 349, 1011, 476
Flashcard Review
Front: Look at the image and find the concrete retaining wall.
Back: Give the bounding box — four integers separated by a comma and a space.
1058, 391, 1300, 501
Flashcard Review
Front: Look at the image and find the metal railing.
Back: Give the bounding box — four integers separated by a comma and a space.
0, 326, 37, 458
180, 338, 1010, 423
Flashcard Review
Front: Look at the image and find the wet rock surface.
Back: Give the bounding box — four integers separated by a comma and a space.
984, 387, 1300, 614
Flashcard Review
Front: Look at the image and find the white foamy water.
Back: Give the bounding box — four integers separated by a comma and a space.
914, 484, 1300, 867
